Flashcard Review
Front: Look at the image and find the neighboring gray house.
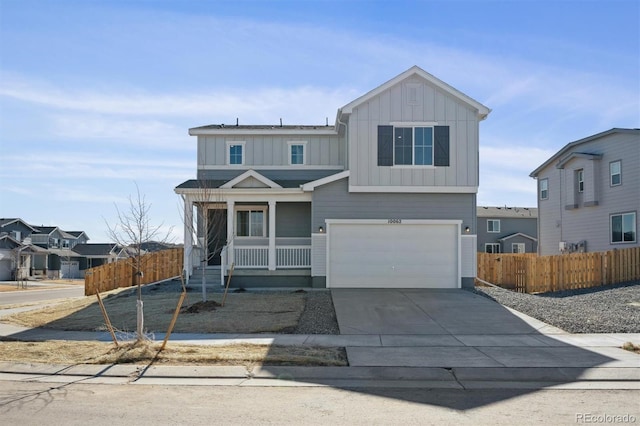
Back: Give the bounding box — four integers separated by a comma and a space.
30, 226, 90, 278
477, 207, 537, 253
0, 218, 37, 243
72, 243, 125, 275
176, 66, 490, 289
530, 128, 639, 256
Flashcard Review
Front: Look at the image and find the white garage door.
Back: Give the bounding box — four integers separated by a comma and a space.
61, 261, 80, 279
0, 259, 12, 281
327, 220, 460, 288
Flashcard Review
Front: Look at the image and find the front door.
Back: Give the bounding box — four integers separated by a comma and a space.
207, 209, 227, 266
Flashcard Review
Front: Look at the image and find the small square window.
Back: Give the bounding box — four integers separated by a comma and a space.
487, 219, 500, 233
540, 179, 549, 200
610, 160, 621, 186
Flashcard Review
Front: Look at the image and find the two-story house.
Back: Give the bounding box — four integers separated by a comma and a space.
31, 226, 90, 278
477, 206, 538, 253
530, 128, 639, 256
176, 66, 490, 289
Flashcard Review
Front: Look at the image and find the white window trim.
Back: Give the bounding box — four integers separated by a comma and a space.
540, 178, 549, 200
287, 141, 307, 166
485, 243, 500, 253
487, 219, 501, 233
610, 160, 622, 187
610, 211, 636, 244
235, 205, 267, 238
226, 141, 245, 166
391, 125, 435, 167
512, 243, 525, 253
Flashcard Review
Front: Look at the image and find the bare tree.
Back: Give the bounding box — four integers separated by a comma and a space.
181, 181, 230, 302
105, 183, 173, 341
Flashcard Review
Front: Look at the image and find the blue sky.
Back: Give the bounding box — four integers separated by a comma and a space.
1, 0, 638, 243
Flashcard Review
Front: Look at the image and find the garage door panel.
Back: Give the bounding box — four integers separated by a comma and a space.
328, 222, 458, 289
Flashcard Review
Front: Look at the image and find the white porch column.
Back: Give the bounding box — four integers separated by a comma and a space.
183, 195, 193, 283
227, 201, 235, 266
268, 200, 276, 271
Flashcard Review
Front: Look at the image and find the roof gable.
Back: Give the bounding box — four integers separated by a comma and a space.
530, 128, 639, 177
221, 170, 283, 189
340, 65, 490, 120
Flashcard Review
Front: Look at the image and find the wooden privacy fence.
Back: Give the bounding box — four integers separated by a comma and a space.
477, 246, 640, 294
84, 248, 183, 296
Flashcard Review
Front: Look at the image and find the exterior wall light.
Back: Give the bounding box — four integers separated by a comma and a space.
464, 226, 470, 233
319, 226, 324, 233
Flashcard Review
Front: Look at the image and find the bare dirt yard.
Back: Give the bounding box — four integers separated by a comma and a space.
0, 283, 345, 366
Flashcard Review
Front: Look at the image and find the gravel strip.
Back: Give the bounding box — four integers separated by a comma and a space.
472, 281, 640, 333
294, 291, 340, 335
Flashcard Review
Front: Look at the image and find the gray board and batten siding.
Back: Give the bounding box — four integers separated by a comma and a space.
532, 129, 640, 256
311, 177, 476, 233
197, 132, 345, 168
347, 75, 481, 188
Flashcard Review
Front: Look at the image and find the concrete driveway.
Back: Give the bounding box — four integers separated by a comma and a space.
329, 288, 639, 369
331, 288, 538, 335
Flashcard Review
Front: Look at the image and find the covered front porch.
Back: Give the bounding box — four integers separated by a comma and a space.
177, 171, 316, 285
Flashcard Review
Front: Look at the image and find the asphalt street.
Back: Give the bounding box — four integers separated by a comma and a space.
0, 285, 84, 306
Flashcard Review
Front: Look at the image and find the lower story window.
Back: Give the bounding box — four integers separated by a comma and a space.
236, 209, 265, 237
611, 212, 636, 243
512, 243, 525, 253
485, 243, 500, 253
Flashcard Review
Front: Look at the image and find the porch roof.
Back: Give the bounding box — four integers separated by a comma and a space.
175, 178, 313, 190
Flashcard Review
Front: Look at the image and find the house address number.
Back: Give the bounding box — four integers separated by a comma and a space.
388, 219, 402, 224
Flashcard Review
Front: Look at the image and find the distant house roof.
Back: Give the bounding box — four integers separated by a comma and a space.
67, 231, 90, 239
0, 234, 21, 249
33, 226, 58, 235
0, 218, 37, 232
498, 232, 538, 242
530, 128, 640, 178
477, 206, 537, 218
72, 243, 118, 256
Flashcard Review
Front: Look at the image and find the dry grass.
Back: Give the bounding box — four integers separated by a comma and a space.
0, 339, 348, 366
622, 342, 640, 354
1, 291, 305, 334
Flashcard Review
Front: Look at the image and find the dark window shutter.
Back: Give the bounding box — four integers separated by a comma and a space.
377, 125, 393, 166
434, 126, 450, 166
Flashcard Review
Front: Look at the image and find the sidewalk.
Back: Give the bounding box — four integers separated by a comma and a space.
1, 317, 639, 390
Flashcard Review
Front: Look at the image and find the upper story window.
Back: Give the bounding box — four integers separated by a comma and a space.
62, 240, 70, 248
236, 207, 266, 237
378, 125, 449, 167
227, 141, 245, 165
611, 212, 636, 244
288, 141, 306, 165
576, 169, 584, 193
610, 160, 621, 186
10, 231, 21, 241
540, 178, 549, 200
487, 219, 501, 233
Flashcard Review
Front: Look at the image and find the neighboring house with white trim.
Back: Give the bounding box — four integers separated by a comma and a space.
477, 207, 537, 253
176, 66, 491, 289
530, 128, 639, 256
